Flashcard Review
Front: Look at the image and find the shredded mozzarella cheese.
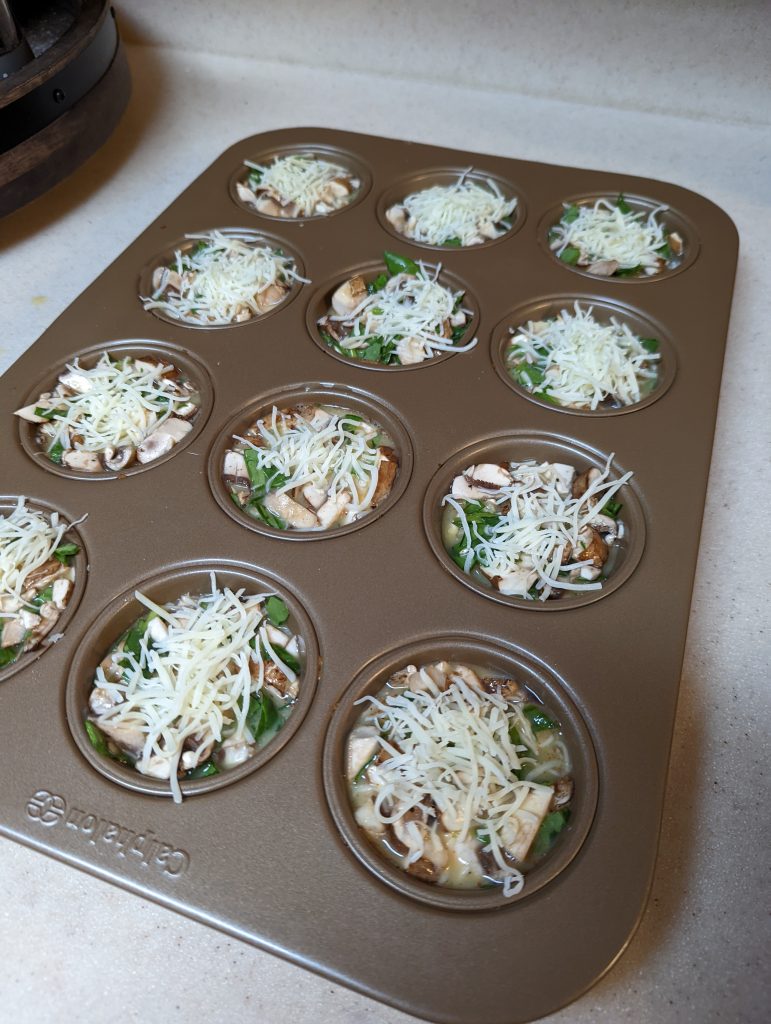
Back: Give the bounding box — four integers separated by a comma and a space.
36, 354, 195, 453
142, 230, 308, 325
444, 456, 631, 600
0, 497, 72, 601
92, 576, 299, 803
244, 154, 357, 215
397, 170, 517, 246
329, 265, 477, 360
235, 407, 384, 524
356, 670, 564, 887
507, 302, 660, 409
550, 199, 669, 273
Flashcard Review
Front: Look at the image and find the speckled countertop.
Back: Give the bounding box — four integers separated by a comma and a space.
1, 3, 770, 1022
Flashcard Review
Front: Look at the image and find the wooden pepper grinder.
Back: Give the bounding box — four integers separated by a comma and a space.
0, 0, 131, 218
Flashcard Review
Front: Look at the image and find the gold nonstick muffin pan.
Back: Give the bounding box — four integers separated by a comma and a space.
0, 128, 738, 1024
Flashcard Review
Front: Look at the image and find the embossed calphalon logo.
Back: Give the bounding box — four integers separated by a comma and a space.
26, 789, 66, 826
25, 790, 190, 877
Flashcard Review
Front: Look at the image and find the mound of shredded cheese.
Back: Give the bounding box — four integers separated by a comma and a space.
143, 230, 307, 325
507, 302, 660, 409
444, 456, 631, 599
550, 199, 669, 273
244, 153, 355, 215
330, 265, 477, 360
40, 354, 194, 453
236, 407, 384, 517
357, 669, 568, 892
398, 171, 517, 246
93, 578, 298, 803
0, 498, 71, 600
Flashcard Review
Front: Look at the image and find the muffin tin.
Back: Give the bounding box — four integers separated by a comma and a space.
0, 127, 738, 1024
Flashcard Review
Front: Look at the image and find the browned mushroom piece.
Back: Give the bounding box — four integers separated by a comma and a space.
483, 676, 526, 701
371, 447, 398, 506
572, 466, 602, 499
331, 274, 368, 316
587, 259, 620, 276
551, 776, 574, 811
576, 526, 609, 566
669, 231, 684, 255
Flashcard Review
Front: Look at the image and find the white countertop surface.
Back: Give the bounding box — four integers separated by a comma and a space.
1, 4, 770, 1022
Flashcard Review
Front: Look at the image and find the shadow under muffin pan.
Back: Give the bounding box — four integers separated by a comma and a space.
137, 228, 307, 329
229, 142, 373, 221
423, 431, 646, 610
17, 339, 214, 480
375, 166, 526, 250
0, 495, 89, 684
490, 295, 677, 416
207, 382, 414, 540
65, 561, 320, 799
538, 192, 700, 282
305, 258, 481, 371
323, 634, 598, 912
0, 128, 739, 1024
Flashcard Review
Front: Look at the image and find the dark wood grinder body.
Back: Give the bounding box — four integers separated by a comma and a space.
0, 1, 130, 218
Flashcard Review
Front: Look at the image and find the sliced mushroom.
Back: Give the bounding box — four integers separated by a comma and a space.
495, 567, 539, 596
669, 232, 683, 255
62, 449, 103, 473
500, 787, 552, 862
24, 559, 63, 589
14, 404, 48, 423
255, 195, 283, 217
262, 491, 318, 529
588, 512, 618, 538
223, 450, 250, 488
218, 738, 252, 768
154, 417, 193, 444
1, 617, 26, 648
52, 577, 73, 610
587, 259, 620, 276
136, 432, 175, 464
576, 526, 609, 566
550, 776, 574, 810
467, 463, 513, 490
483, 676, 526, 701
395, 336, 425, 365
236, 182, 257, 205
89, 687, 120, 716
255, 282, 286, 311
58, 370, 92, 394
331, 274, 367, 316
347, 725, 380, 781
451, 474, 485, 501
301, 483, 327, 510
385, 204, 408, 233
102, 445, 136, 472
572, 466, 602, 499
316, 490, 352, 528
97, 720, 146, 758
371, 447, 398, 506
